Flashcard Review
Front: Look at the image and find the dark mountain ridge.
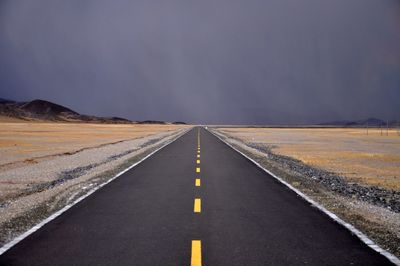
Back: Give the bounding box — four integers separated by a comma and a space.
0, 99, 132, 123
318, 118, 398, 127
0, 98, 15, 104
20, 99, 79, 116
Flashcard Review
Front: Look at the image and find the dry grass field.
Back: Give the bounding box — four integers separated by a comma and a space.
0, 122, 187, 167
0, 122, 188, 244
217, 128, 400, 190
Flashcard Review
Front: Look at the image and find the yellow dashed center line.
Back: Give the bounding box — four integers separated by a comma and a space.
191, 240, 202, 266
192, 129, 202, 265
194, 198, 201, 213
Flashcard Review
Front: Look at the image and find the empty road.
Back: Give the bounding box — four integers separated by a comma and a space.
0, 127, 393, 265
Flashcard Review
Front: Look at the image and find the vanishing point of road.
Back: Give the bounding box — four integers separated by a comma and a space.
0, 127, 393, 265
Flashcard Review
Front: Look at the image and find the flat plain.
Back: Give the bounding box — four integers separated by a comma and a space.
0, 122, 185, 167
217, 127, 400, 190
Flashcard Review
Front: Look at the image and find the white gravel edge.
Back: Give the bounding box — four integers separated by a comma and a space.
0, 128, 191, 256
208, 128, 400, 266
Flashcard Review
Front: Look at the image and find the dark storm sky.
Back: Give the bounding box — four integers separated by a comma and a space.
1, 0, 400, 124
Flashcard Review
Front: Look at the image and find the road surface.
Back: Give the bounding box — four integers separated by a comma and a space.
0, 127, 393, 265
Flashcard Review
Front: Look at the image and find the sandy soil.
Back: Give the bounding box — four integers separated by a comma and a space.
216, 128, 400, 190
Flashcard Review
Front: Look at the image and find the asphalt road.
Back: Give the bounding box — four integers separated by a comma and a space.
0, 127, 393, 265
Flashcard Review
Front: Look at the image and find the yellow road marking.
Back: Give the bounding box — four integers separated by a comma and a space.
197, 154, 200, 158
194, 198, 201, 213
197, 160, 200, 164
196, 167, 200, 173
191, 240, 202, 266
197, 151, 200, 154
195, 179, 201, 187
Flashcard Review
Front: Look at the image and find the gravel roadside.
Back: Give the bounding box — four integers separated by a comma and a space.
0, 128, 189, 246
210, 128, 400, 259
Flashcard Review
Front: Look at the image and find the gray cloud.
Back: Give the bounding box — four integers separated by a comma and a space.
1, 0, 399, 124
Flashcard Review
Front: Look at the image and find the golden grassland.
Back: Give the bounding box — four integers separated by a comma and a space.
218, 127, 400, 190
0, 122, 187, 166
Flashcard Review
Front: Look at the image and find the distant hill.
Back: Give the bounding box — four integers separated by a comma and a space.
21, 99, 79, 118
137, 120, 167, 125
137, 120, 187, 125
0, 98, 15, 104
318, 118, 398, 127
0, 99, 132, 124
